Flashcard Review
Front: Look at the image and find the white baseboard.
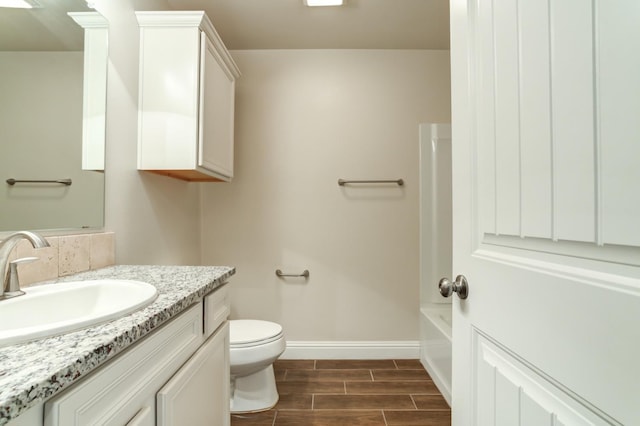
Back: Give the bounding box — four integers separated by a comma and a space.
280, 341, 420, 360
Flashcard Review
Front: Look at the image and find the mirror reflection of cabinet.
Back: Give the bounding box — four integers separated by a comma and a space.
136, 11, 240, 182
69, 12, 108, 171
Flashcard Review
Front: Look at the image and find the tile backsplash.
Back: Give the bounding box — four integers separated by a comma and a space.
6, 232, 115, 287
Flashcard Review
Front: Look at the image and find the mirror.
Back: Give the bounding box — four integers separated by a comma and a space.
0, 0, 107, 232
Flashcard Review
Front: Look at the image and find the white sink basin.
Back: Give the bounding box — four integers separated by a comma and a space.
0, 279, 158, 347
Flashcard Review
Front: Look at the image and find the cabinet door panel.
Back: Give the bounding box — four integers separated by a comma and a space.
157, 321, 230, 426
138, 26, 200, 170
198, 32, 235, 180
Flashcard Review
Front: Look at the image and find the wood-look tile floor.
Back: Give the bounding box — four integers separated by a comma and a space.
231, 359, 451, 426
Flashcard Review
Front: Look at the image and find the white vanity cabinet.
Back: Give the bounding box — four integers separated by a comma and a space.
38, 285, 230, 426
157, 284, 230, 426
136, 12, 240, 182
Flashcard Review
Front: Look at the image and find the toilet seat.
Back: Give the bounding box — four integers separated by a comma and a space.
230, 320, 283, 348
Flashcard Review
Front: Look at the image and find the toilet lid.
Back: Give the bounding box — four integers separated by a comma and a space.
230, 320, 283, 345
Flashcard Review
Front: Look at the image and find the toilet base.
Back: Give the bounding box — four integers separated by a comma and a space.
230, 364, 279, 413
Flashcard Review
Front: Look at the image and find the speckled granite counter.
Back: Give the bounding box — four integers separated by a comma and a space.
0, 265, 235, 425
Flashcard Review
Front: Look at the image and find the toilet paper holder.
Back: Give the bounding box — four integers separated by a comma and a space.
275, 269, 310, 278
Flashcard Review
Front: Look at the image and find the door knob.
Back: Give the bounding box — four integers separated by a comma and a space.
439, 275, 469, 299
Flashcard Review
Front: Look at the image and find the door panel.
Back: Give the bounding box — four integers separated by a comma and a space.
549, 0, 596, 243
598, 4, 640, 247
472, 0, 640, 255
493, 0, 520, 237
518, 0, 552, 239
450, 0, 640, 424
474, 333, 606, 425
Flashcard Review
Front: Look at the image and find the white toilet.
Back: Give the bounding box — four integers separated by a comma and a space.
229, 319, 286, 413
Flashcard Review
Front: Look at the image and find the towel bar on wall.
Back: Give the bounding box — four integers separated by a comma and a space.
337, 178, 404, 186
275, 269, 310, 278
6, 178, 72, 186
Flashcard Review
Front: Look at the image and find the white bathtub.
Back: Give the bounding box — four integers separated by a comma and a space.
419, 305, 452, 406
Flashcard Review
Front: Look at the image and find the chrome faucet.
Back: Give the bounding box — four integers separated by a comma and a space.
0, 231, 50, 300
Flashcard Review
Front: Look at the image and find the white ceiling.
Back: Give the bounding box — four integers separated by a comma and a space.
0, 0, 449, 51
164, 0, 450, 50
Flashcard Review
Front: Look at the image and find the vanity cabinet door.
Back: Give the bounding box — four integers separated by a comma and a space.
157, 321, 230, 426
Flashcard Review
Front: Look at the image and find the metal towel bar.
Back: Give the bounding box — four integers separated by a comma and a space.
275, 269, 310, 278
338, 178, 404, 186
6, 178, 72, 186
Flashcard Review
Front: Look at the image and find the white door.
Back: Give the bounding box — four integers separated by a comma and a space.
449, 1, 640, 425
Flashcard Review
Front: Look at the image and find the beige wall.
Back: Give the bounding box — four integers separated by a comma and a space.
95, 0, 201, 265
84, 2, 452, 342
201, 50, 451, 341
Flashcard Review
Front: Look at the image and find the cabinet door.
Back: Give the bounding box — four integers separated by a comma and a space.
198, 31, 235, 180
157, 321, 230, 426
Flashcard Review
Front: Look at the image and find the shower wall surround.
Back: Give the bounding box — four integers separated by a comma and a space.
3, 232, 115, 286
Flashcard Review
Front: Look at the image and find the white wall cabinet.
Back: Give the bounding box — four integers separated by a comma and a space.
136, 12, 240, 182
27, 285, 231, 426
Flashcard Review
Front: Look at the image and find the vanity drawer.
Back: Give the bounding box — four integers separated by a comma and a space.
204, 284, 230, 338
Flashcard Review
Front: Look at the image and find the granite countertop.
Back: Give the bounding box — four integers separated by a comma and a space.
0, 265, 235, 425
